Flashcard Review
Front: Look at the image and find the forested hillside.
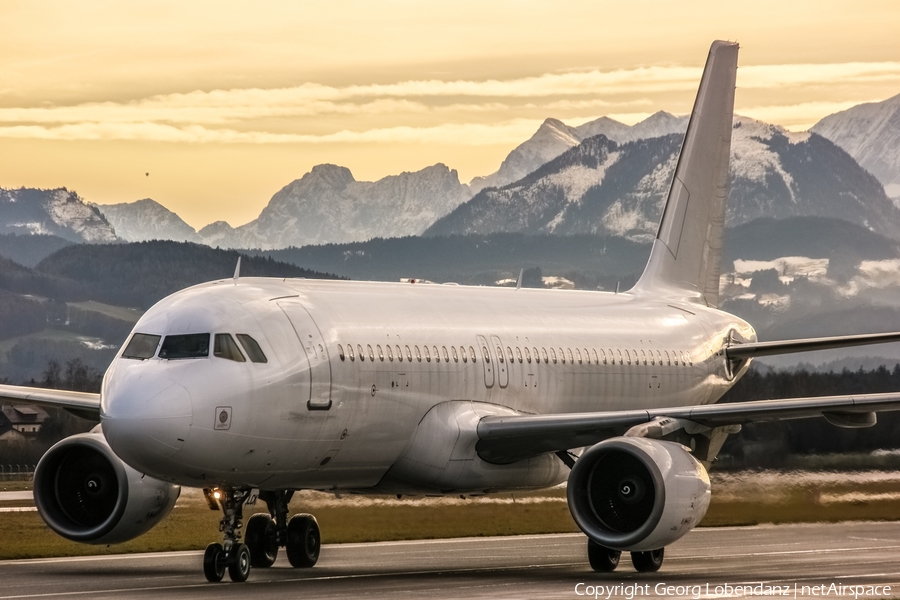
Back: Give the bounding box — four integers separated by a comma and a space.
36, 240, 343, 309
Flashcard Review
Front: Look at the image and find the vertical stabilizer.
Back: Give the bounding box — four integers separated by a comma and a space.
632, 41, 738, 307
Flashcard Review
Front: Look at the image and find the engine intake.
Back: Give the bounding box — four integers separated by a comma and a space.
567, 437, 710, 552
34, 429, 180, 545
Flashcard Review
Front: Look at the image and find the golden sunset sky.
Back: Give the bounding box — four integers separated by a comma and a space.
1, 1, 899, 229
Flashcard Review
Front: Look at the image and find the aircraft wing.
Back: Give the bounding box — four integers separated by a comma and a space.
476, 392, 900, 464
0, 383, 101, 420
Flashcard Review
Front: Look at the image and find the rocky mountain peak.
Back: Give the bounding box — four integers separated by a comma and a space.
98, 198, 201, 243
812, 92, 900, 196
0, 187, 118, 243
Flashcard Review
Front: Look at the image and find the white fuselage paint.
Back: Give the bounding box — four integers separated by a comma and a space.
100, 277, 755, 495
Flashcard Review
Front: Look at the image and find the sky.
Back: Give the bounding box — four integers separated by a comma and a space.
1, 1, 899, 229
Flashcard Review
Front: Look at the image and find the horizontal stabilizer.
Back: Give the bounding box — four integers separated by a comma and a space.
726, 331, 900, 360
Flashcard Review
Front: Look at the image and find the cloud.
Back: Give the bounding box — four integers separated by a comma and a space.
0, 120, 544, 145
0, 61, 897, 143
738, 100, 882, 131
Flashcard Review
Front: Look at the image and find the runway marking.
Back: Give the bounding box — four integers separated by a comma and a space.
0, 561, 585, 599
666, 544, 900, 561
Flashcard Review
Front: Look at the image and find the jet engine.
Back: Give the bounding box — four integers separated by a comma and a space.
33, 428, 180, 545
567, 437, 710, 552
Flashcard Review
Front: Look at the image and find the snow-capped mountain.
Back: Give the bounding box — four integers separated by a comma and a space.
0, 188, 118, 243
812, 93, 900, 197
469, 111, 688, 194
427, 117, 900, 240
233, 163, 470, 249
97, 199, 201, 243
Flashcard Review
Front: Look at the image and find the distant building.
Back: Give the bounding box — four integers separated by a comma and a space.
0, 405, 49, 435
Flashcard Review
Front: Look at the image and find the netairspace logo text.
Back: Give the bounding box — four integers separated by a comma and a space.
573, 582, 892, 599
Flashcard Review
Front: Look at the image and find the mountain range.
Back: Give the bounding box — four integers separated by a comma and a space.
1, 95, 899, 251
426, 118, 898, 240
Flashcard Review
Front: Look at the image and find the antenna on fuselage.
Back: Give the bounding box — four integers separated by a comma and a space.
515, 268, 524, 290
233, 256, 241, 284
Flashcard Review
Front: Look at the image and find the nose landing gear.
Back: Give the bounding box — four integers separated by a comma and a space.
202, 487, 253, 582
203, 488, 321, 582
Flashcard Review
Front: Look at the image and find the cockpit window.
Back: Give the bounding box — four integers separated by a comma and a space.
236, 334, 268, 364
214, 334, 246, 362
159, 334, 210, 359
121, 333, 160, 360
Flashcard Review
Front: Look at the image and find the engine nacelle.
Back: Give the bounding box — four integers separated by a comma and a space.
34, 428, 180, 545
567, 437, 710, 552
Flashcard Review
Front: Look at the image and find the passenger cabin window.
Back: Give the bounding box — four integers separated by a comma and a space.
542, 347, 549, 363
496, 346, 504, 363
338, 344, 345, 361
600, 349, 607, 365
367, 344, 375, 361
377, 344, 384, 361
347, 344, 355, 361
451, 346, 458, 362
433, 345, 440, 362
415, 345, 422, 362
386, 345, 393, 362
481, 345, 491, 363
214, 334, 246, 362
469, 346, 477, 363
550, 348, 557, 364
617, 349, 623, 365
507, 346, 515, 363
442, 346, 449, 362
394, 345, 401, 362
575, 348, 583, 364
516, 347, 523, 363
405, 345, 412, 361
424, 346, 432, 362
122, 333, 160, 360
160, 333, 209, 359
524, 347, 532, 363
358, 344, 365, 361
567, 348, 574, 364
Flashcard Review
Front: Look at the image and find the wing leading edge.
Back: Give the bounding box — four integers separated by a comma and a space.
475, 392, 900, 464
0, 383, 100, 420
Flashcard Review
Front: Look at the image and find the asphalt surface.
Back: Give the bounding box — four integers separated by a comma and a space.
2, 522, 900, 599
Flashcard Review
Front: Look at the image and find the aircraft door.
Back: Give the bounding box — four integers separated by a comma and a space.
490, 334, 509, 388
278, 301, 332, 410
476, 335, 494, 388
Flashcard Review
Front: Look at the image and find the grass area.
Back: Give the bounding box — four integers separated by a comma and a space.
3, 471, 900, 560
68, 301, 143, 323
0, 480, 33, 492
0, 328, 98, 355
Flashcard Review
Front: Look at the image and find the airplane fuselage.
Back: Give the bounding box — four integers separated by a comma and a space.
100, 277, 755, 494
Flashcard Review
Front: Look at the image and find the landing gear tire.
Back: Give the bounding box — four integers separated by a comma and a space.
286, 513, 320, 568
245, 514, 278, 568
631, 548, 664, 572
587, 539, 621, 572
203, 542, 226, 582
228, 543, 252, 582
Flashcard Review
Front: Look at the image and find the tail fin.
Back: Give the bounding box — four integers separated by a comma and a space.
633, 41, 738, 308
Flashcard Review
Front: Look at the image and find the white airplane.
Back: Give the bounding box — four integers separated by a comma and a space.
3, 40, 900, 583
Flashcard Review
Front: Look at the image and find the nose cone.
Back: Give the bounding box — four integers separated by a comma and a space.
102, 362, 192, 477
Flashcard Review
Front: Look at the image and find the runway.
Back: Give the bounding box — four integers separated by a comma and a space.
2, 522, 900, 599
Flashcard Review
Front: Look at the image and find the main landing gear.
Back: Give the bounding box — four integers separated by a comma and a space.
202, 488, 321, 583
587, 540, 664, 573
